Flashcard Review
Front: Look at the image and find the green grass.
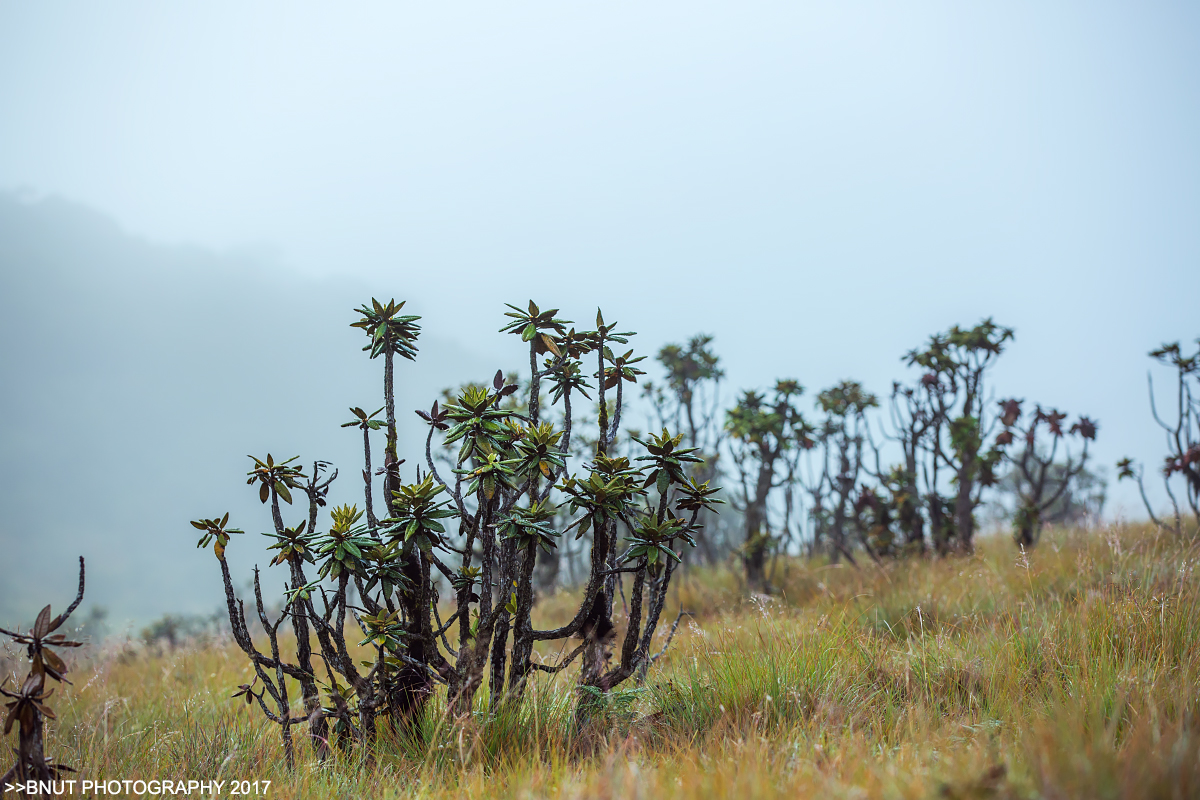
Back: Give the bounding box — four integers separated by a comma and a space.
14, 522, 1200, 799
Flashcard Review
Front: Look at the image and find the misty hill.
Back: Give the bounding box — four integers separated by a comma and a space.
0, 193, 494, 626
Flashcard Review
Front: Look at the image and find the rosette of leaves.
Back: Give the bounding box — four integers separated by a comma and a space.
342, 406, 385, 433
499, 501, 561, 553
553, 327, 598, 360
674, 476, 724, 514
500, 300, 571, 356
726, 389, 766, 436
2, 674, 57, 739
454, 444, 518, 501
414, 400, 450, 431
1150, 341, 1200, 373
358, 608, 407, 653
598, 347, 647, 390
284, 580, 321, 605
382, 475, 457, 553
592, 453, 643, 483
351, 298, 422, 361
976, 449, 1004, 488
634, 428, 702, 496
246, 453, 306, 505
314, 505, 375, 580
995, 399, 1023, 445
443, 386, 515, 465
558, 454, 646, 539
545, 357, 592, 404
2, 606, 83, 686
906, 334, 955, 377
1039, 409, 1068, 438
506, 422, 566, 481
451, 566, 481, 592
264, 521, 315, 568
189, 513, 244, 559
594, 310, 635, 347
360, 539, 413, 604
997, 401, 1097, 449
622, 512, 690, 566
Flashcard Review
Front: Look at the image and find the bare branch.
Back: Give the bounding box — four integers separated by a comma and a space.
650, 609, 693, 664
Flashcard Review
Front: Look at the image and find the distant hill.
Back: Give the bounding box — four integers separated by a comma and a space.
0, 193, 493, 626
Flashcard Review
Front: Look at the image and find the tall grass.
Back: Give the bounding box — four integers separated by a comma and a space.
14, 522, 1199, 799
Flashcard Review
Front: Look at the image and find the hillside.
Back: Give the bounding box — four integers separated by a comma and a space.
15, 523, 1198, 799
0, 193, 494, 624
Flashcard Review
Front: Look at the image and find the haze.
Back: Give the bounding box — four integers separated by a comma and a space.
1, 2, 1198, 625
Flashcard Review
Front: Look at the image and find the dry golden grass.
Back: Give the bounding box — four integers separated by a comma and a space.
13, 522, 1200, 799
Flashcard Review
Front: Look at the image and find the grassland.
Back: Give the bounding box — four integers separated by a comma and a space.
11, 523, 1200, 799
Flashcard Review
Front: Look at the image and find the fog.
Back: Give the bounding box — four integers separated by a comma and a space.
0, 195, 500, 625
1, 2, 1198, 625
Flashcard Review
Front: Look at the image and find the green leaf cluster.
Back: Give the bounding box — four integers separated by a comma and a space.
351, 298, 422, 361
443, 386, 516, 465
189, 512, 244, 559
499, 500, 561, 553
357, 608, 406, 652
360, 539, 413, 602
674, 476, 724, 514
598, 347, 646, 390
382, 475, 457, 554
313, 505, 375, 580
622, 512, 690, 566
635, 428, 702, 496
545, 357, 592, 404
246, 454, 305, 505
558, 454, 646, 539
341, 406, 385, 430
266, 521, 315, 567
507, 423, 566, 481
500, 300, 571, 355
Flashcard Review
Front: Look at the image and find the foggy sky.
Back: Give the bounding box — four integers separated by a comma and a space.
0, 195, 497, 626
1, 2, 1198, 625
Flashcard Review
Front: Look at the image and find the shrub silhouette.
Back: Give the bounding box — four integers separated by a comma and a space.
1118, 339, 1199, 534
995, 400, 1098, 547
192, 300, 721, 766
0, 557, 85, 785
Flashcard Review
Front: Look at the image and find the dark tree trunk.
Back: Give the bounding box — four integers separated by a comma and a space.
288, 559, 327, 759
743, 454, 775, 591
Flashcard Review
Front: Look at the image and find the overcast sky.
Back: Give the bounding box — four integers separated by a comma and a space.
1, 2, 1198, 623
